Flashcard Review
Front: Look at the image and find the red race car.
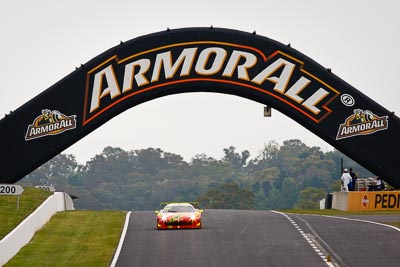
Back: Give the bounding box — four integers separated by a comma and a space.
155, 202, 203, 229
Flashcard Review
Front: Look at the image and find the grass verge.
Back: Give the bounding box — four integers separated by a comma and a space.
5, 210, 126, 267
279, 209, 400, 216
0, 187, 52, 239
386, 222, 400, 228
279, 209, 400, 229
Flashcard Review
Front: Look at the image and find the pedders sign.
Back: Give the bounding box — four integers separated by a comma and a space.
347, 192, 400, 211
375, 193, 400, 209
83, 42, 340, 125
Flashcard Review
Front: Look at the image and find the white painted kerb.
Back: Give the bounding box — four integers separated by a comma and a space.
0, 192, 74, 266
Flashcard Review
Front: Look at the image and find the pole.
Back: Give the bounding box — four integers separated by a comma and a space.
340, 158, 344, 192
341, 158, 343, 173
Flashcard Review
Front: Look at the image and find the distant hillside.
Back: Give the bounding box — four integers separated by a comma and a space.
19, 139, 375, 211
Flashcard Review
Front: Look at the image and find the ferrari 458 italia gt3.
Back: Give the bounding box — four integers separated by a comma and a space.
155, 202, 202, 229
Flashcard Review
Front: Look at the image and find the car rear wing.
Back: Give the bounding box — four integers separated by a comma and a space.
160, 202, 200, 208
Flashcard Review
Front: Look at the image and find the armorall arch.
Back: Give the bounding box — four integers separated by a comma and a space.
1, 28, 399, 187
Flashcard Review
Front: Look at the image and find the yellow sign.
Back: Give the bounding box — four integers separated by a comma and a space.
347, 191, 400, 211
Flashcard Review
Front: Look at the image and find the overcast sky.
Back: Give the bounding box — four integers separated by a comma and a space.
1, 0, 399, 164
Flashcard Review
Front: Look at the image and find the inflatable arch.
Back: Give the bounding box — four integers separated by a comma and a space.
1, 28, 399, 187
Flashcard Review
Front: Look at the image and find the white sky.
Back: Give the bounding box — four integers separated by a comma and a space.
1, 0, 399, 164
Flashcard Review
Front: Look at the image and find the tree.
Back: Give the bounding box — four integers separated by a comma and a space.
21, 153, 81, 187
296, 187, 326, 210
222, 146, 250, 169
265, 188, 283, 209
197, 182, 254, 209
133, 148, 167, 175
254, 188, 268, 209
280, 177, 298, 209
20, 139, 377, 211
325, 149, 375, 178
248, 141, 279, 172
329, 179, 341, 192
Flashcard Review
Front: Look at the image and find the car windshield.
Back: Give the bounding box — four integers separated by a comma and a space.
164, 205, 195, 213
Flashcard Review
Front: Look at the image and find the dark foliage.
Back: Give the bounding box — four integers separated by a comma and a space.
21, 140, 374, 210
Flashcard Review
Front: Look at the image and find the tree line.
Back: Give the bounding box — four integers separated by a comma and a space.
20, 139, 374, 210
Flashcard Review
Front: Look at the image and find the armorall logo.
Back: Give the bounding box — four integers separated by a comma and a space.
336, 109, 389, 140
83, 42, 340, 125
25, 109, 77, 141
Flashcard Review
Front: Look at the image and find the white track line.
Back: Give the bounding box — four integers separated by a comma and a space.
316, 214, 400, 232
293, 214, 344, 266
271, 210, 335, 267
110, 211, 132, 267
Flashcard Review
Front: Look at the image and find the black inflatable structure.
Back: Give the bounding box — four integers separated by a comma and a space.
1, 28, 399, 187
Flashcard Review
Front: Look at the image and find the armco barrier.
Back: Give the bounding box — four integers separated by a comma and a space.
0, 192, 74, 266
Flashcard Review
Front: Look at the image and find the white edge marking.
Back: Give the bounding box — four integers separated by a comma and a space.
270, 210, 335, 267
110, 211, 131, 267
318, 214, 400, 232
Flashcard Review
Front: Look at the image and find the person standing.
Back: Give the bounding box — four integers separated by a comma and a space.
376, 176, 385, 191
349, 168, 358, 191
341, 168, 353, 192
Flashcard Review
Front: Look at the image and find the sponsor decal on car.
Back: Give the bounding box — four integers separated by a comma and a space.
336, 109, 389, 140
25, 109, 77, 141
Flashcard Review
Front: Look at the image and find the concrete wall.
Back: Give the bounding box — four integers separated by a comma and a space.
332, 192, 348, 211
0, 192, 74, 266
319, 198, 326, 209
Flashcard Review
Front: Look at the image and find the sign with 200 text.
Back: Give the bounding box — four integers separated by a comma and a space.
0, 184, 24, 196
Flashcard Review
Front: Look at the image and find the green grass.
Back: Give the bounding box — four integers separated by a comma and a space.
2, 192, 398, 266
386, 222, 400, 228
5, 210, 126, 267
279, 209, 400, 229
0, 187, 52, 239
1, 187, 126, 266
279, 209, 400, 216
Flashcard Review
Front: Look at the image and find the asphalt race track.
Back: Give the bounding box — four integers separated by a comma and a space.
114, 210, 400, 267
